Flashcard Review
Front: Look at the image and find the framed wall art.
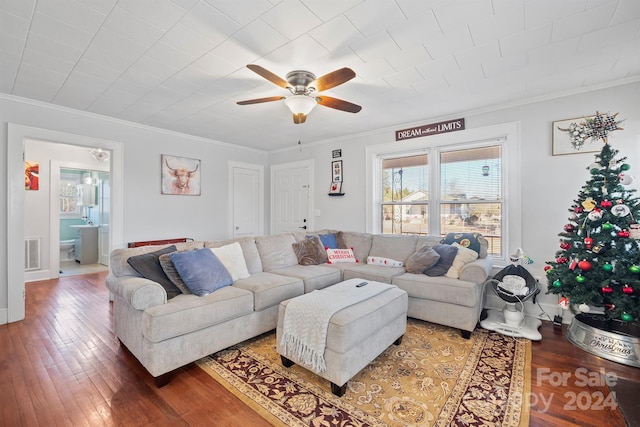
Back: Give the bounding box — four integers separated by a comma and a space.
332, 160, 343, 182
161, 154, 201, 195
552, 115, 599, 156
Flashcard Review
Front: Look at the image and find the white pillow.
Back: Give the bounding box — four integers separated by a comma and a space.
366, 256, 403, 267
326, 248, 357, 263
209, 242, 250, 281
445, 242, 478, 278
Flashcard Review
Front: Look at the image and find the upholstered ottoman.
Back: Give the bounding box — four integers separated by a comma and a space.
276, 278, 408, 396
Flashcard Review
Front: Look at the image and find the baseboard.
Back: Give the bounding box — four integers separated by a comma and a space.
25, 269, 53, 282
0, 308, 8, 325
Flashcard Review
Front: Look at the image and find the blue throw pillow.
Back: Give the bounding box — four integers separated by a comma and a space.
425, 244, 459, 277
169, 248, 233, 297
317, 233, 338, 249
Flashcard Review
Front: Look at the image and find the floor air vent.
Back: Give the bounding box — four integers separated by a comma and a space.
25, 237, 40, 271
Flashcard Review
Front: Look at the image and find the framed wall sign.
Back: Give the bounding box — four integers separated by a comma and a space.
552, 116, 599, 156
332, 160, 342, 182
161, 154, 201, 195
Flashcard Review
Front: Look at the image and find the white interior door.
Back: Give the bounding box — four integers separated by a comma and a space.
272, 162, 312, 234
230, 163, 263, 238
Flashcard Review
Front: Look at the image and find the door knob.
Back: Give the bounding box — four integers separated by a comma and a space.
299, 225, 307, 230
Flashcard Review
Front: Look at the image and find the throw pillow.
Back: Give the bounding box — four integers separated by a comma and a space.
424, 244, 459, 277
366, 256, 403, 267
406, 245, 441, 274
326, 248, 357, 263
441, 232, 482, 255
445, 242, 479, 279
335, 231, 347, 249
169, 248, 233, 297
127, 245, 181, 299
292, 236, 328, 265
158, 253, 191, 294
209, 242, 251, 281
317, 233, 338, 249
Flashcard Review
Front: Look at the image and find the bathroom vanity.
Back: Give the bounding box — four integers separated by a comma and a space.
70, 225, 99, 264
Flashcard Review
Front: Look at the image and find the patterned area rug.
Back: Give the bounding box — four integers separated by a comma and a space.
197, 319, 531, 427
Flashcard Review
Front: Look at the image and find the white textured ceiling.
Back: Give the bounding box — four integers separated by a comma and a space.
1, 0, 639, 151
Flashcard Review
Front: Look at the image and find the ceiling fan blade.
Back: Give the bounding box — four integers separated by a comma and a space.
293, 113, 307, 124
237, 96, 285, 105
246, 64, 289, 88
312, 67, 356, 92
316, 96, 362, 113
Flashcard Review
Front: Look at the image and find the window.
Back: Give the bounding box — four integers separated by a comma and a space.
367, 123, 519, 263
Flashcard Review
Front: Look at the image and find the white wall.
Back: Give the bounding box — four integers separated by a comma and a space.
1, 95, 268, 319
268, 81, 640, 322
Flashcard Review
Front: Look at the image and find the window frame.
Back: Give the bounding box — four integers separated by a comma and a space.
365, 122, 521, 266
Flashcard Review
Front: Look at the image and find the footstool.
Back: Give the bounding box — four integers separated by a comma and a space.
276, 278, 408, 396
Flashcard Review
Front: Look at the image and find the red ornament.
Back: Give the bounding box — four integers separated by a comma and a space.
564, 224, 575, 233
604, 303, 616, 311
544, 265, 552, 272
622, 285, 634, 295
560, 241, 571, 250
600, 199, 613, 208
556, 257, 569, 264
578, 260, 592, 271
602, 286, 614, 295
584, 237, 593, 249
574, 206, 583, 213
618, 230, 630, 238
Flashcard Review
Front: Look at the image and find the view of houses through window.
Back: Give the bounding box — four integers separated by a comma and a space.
381, 144, 503, 257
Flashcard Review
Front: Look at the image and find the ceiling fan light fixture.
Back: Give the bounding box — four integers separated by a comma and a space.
284, 95, 317, 116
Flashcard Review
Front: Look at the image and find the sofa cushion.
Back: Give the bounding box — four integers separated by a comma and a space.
369, 234, 418, 263
392, 273, 481, 307
406, 245, 441, 273
206, 237, 263, 275
255, 233, 298, 271
271, 264, 341, 293
425, 244, 458, 277
169, 248, 233, 296
445, 242, 479, 279
142, 286, 254, 343
292, 236, 328, 265
126, 245, 181, 299
158, 253, 191, 295
232, 272, 304, 311
210, 242, 251, 281
339, 232, 372, 263
341, 264, 406, 284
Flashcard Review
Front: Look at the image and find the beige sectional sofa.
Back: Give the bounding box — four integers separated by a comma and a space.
106, 231, 493, 386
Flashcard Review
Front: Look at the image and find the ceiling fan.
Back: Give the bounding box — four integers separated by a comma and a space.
237, 64, 362, 124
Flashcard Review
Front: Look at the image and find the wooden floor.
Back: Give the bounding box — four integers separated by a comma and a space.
0, 272, 636, 426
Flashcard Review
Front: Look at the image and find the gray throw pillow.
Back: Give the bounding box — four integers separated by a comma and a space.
292, 236, 328, 265
158, 253, 191, 294
406, 245, 441, 274
169, 248, 233, 297
126, 245, 181, 299
425, 244, 459, 277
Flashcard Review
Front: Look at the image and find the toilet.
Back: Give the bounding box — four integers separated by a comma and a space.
60, 239, 75, 261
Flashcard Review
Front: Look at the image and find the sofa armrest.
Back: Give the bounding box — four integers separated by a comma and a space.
459, 257, 493, 284
106, 274, 167, 310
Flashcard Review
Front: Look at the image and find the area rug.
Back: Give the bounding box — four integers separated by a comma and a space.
197, 319, 531, 427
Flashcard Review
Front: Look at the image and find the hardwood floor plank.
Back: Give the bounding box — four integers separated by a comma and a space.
1, 272, 636, 426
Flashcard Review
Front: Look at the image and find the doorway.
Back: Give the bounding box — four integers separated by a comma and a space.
271, 160, 314, 234
7, 124, 124, 324
229, 162, 264, 239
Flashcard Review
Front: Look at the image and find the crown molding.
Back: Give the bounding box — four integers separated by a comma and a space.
0, 92, 268, 154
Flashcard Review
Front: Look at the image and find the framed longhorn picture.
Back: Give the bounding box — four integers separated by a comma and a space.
161, 154, 201, 196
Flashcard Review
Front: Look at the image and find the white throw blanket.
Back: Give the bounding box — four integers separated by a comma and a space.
280, 279, 393, 373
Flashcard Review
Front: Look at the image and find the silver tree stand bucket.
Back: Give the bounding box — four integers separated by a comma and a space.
567, 313, 640, 368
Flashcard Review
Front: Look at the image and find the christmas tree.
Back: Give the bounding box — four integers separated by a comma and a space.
546, 112, 639, 324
